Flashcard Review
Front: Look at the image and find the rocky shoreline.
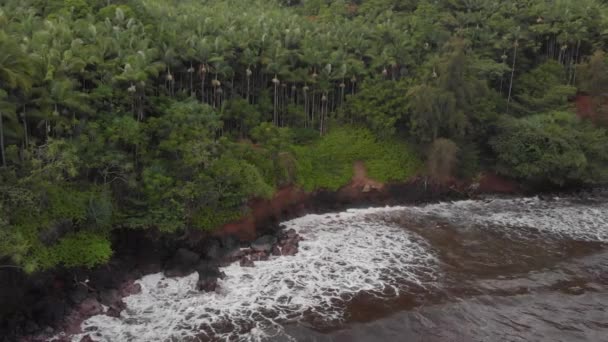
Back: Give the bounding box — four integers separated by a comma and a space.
1, 169, 519, 342
31, 228, 305, 342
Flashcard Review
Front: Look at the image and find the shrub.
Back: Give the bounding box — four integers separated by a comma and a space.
491, 111, 608, 186
35, 232, 112, 270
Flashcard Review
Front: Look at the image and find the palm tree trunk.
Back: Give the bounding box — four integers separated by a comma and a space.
507, 41, 518, 114
0, 112, 5, 168
23, 105, 29, 148
273, 83, 278, 126
311, 92, 316, 128
304, 91, 308, 128
571, 40, 581, 85
246, 77, 250, 104
190, 73, 194, 97
201, 74, 206, 103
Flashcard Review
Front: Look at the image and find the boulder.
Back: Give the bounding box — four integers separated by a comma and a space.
99, 289, 121, 307
202, 239, 222, 260
63, 296, 103, 334
239, 257, 255, 268
271, 245, 281, 256
196, 261, 223, 292
164, 248, 200, 277
285, 229, 297, 239
251, 235, 277, 252
89, 268, 122, 290
33, 297, 67, 326
138, 262, 162, 276
281, 244, 298, 256
220, 235, 240, 254
77, 298, 103, 318
80, 335, 95, 342
118, 280, 142, 297
223, 249, 245, 263
250, 251, 269, 261
68, 285, 89, 305
106, 305, 123, 318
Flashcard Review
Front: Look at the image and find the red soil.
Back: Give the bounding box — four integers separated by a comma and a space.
477, 172, 521, 194
574, 94, 608, 122
216, 187, 310, 241
215, 164, 521, 241
575, 94, 595, 119
215, 162, 384, 241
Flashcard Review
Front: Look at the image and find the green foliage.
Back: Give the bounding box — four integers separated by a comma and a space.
1, 0, 608, 271
150, 100, 221, 168
251, 122, 293, 152
47, 0, 92, 18
514, 61, 577, 114
222, 98, 262, 137
491, 111, 608, 185
294, 127, 421, 191
192, 207, 244, 231
97, 5, 135, 21
38, 231, 112, 269
345, 80, 410, 138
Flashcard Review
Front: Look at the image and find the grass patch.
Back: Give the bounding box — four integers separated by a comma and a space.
293, 127, 421, 191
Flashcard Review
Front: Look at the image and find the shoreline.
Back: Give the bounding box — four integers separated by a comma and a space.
2, 168, 523, 341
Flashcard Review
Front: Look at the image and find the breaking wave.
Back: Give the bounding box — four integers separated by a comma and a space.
73, 207, 438, 342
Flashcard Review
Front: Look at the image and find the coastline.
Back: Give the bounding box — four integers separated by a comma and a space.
3, 166, 519, 341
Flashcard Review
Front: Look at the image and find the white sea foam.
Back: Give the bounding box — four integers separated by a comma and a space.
392, 196, 608, 242
70, 196, 608, 342
72, 207, 438, 342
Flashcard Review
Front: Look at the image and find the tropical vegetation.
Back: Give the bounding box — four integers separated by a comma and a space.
1, 0, 608, 271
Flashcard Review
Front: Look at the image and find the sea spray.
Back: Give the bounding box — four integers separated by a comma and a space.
73, 207, 439, 341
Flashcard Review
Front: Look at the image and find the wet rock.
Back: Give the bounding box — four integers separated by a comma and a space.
80, 335, 95, 342
68, 285, 89, 305
77, 298, 103, 317
164, 248, 200, 277
281, 244, 298, 256
89, 268, 121, 290
285, 229, 297, 239
138, 262, 162, 275
251, 235, 277, 252
106, 300, 126, 318
220, 235, 240, 254
271, 245, 281, 256
196, 261, 223, 292
99, 289, 121, 307
202, 238, 222, 260
220, 249, 245, 266
119, 280, 142, 297
250, 251, 269, 261
197, 278, 217, 292
98, 289, 127, 317
63, 297, 103, 334
106, 305, 122, 318
33, 297, 67, 326
51, 336, 71, 342
239, 257, 255, 267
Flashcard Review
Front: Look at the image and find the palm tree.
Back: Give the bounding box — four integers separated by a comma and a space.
0, 30, 33, 166
0, 90, 16, 167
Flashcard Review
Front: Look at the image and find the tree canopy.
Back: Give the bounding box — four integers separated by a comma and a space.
1, 0, 608, 271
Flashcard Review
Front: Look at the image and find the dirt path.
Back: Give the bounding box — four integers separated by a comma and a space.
351, 161, 384, 191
